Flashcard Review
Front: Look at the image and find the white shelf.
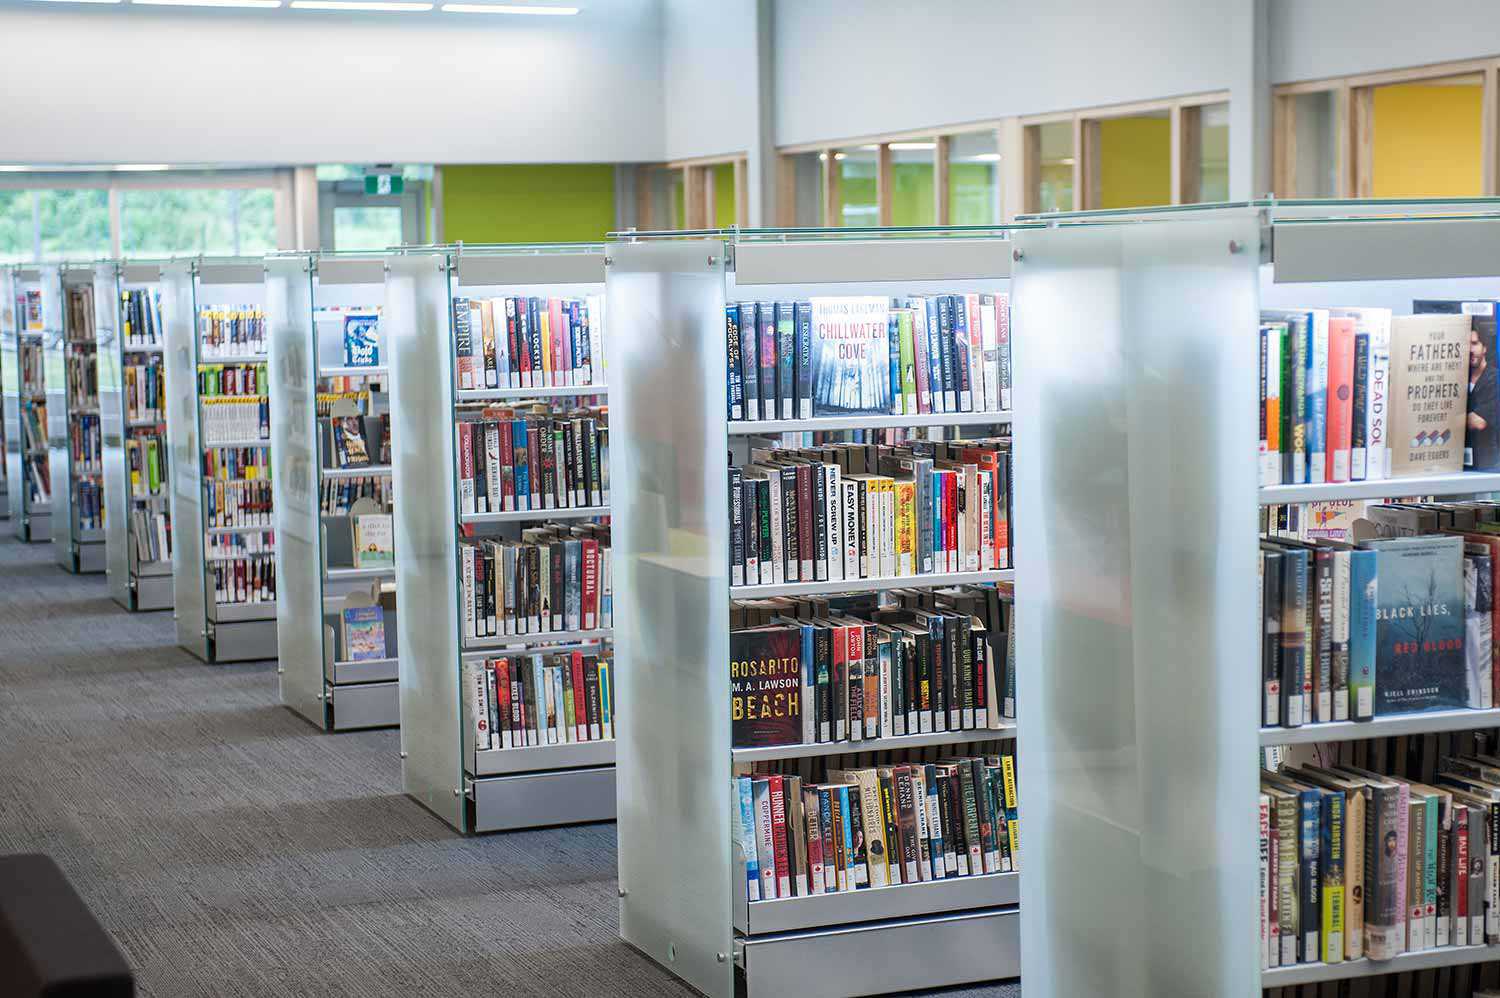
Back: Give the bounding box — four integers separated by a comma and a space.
1262, 943, 1500, 987
461, 504, 609, 524
457, 384, 607, 402
729, 410, 1012, 435
203, 439, 270, 450
461, 627, 612, 654
205, 524, 273, 536
738, 870, 1018, 936
122, 342, 164, 354
321, 464, 391, 479
731, 568, 1013, 600
200, 353, 268, 364
1260, 706, 1500, 746
1258, 471, 1500, 505
472, 738, 615, 777
324, 565, 394, 582
319, 365, 387, 378
732, 723, 1017, 763
127, 418, 164, 429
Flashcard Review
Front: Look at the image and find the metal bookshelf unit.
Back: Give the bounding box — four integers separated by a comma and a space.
607, 228, 1023, 998
44, 264, 108, 574
385, 243, 613, 834
0, 265, 16, 523
267, 252, 399, 731
102, 262, 174, 611
162, 258, 277, 663
6, 266, 52, 542
1010, 200, 1500, 998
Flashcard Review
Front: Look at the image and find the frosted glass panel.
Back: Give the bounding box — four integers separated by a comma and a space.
387, 252, 463, 829
268, 256, 323, 725
43, 267, 70, 556
610, 238, 732, 998
98, 265, 129, 604
162, 262, 206, 658
2, 267, 21, 524
1013, 212, 1261, 998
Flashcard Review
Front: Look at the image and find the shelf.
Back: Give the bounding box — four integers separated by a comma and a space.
456, 384, 607, 402
461, 627, 612, 654
461, 505, 608, 524
319, 365, 387, 378
127, 418, 164, 429
321, 464, 391, 479
208, 602, 276, 623
205, 524, 273, 536
729, 410, 1012, 435
1258, 471, 1500, 505
324, 565, 394, 582
330, 657, 398, 686
200, 353, 268, 364
1259, 706, 1500, 746
1262, 943, 1500, 987
472, 738, 615, 777
731, 568, 1013, 600
732, 723, 1017, 763
202, 439, 270, 450
122, 342, 164, 354
737, 870, 1018, 936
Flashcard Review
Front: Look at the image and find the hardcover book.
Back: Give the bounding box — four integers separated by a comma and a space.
1413, 300, 1500, 471
1387, 313, 1471, 477
809, 297, 892, 416
353, 514, 395, 569
342, 312, 379, 367
342, 605, 386, 661
731, 627, 803, 747
1357, 534, 1467, 714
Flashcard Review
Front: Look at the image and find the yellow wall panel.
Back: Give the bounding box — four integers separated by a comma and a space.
1372, 83, 1483, 197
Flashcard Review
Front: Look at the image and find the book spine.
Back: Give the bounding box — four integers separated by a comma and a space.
739, 303, 759, 421
795, 301, 813, 420
1330, 550, 1350, 722
736, 778, 761, 901
1326, 318, 1354, 483
758, 306, 777, 424
1308, 313, 1329, 484
1350, 331, 1369, 481
777, 302, 796, 420
910, 299, 932, 414
1321, 792, 1345, 963
952, 294, 973, 411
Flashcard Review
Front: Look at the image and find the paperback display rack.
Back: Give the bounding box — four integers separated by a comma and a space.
4, 266, 51, 542
385, 243, 612, 833
608, 227, 1022, 998
162, 257, 277, 663
1010, 199, 1500, 998
268, 252, 399, 731
102, 261, 174, 611
45, 264, 109, 574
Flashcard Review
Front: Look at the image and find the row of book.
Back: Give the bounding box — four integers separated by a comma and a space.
203, 479, 271, 530
130, 508, 171, 565
730, 438, 1013, 589
201, 397, 269, 445
75, 479, 101, 531
453, 295, 606, 391
121, 289, 163, 348
203, 445, 269, 482
458, 525, 613, 640
734, 753, 1018, 902
321, 475, 391, 516
320, 414, 386, 470
20, 289, 41, 331
69, 414, 101, 475
19, 340, 43, 391
199, 362, 266, 397
23, 455, 49, 503
731, 584, 1014, 749
64, 285, 94, 342
198, 306, 266, 359
211, 554, 275, 606
457, 407, 609, 514
1259, 753, 1500, 970
124, 360, 164, 423
725, 295, 1012, 422
66, 352, 97, 409
464, 652, 615, 752
1259, 303, 1500, 487
22, 405, 44, 453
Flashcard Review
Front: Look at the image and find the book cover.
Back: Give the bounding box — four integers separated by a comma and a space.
809, 297, 892, 416
730, 627, 802, 747
1387, 313, 1471, 477
1413, 299, 1500, 471
342, 605, 385, 662
1357, 534, 1467, 714
1349, 548, 1378, 721
342, 312, 379, 368
353, 513, 395, 568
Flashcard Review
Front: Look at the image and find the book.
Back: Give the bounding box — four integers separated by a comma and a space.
809, 297, 892, 416
342, 312, 380, 367
1357, 533, 1467, 715
1387, 313, 1471, 477
1413, 299, 1500, 471
353, 514, 395, 569
342, 605, 386, 661
731, 626, 803, 747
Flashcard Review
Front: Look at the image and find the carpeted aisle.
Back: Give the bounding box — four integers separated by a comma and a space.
0, 533, 1020, 998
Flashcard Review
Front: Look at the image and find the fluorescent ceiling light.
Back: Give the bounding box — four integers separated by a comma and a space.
0, 166, 33, 172
135, 0, 282, 6
27, 0, 122, 4
115, 164, 171, 171
1059, 157, 1076, 166
888, 142, 935, 151
441, 2, 578, 11
291, 1, 432, 9
965, 153, 1001, 162
833, 153, 847, 161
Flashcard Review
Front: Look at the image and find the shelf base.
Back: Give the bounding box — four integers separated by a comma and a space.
200, 618, 278, 664
129, 574, 173, 612
17, 511, 50, 543
468, 765, 615, 833
329, 681, 399, 731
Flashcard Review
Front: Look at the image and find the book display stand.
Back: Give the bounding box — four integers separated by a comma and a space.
606, 228, 1023, 998
5, 266, 51, 543
1009, 200, 1500, 998
46, 264, 109, 574
267, 252, 399, 732
162, 258, 277, 664
385, 244, 613, 834
102, 262, 174, 611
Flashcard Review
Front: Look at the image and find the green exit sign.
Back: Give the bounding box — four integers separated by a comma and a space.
365, 174, 404, 196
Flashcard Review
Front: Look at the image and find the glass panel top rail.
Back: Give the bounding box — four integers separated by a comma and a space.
1021, 197, 1500, 226
607, 224, 1043, 243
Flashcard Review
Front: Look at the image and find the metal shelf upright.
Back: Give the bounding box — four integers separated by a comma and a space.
6, 266, 51, 542
45, 264, 108, 573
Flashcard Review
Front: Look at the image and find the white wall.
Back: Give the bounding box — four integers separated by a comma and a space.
1270, 0, 1500, 84
772, 0, 1243, 147
661, 0, 757, 162
0, 1, 664, 165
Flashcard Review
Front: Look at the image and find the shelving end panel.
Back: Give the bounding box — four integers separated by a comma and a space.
162, 261, 208, 658
99, 263, 132, 606
43, 265, 72, 564
1, 266, 21, 525
608, 237, 734, 998
1012, 212, 1263, 998
386, 251, 465, 830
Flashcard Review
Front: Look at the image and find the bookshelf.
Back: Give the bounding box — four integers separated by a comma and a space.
384, 243, 612, 834
44, 264, 109, 574
101, 262, 174, 612
0, 265, 16, 523
1009, 201, 1500, 998
4, 266, 51, 542
607, 228, 1023, 998
161, 258, 277, 664
267, 252, 399, 732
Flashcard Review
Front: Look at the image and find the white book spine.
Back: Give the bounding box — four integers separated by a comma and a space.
766, 473, 785, 585
842, 481, 859, 580
462, 545, 476, 640
1370, 338, 1391, 481
880, 483, 896, 579
824, 464, 842, 582
466, 660, 491, 751
753, 781, 777, 899
979, 470, 994, 571
1310, 312, 1329, 484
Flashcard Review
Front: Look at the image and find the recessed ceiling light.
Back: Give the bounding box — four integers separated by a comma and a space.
290, 1, 432, 9
441, 2, 577, 11
1059, 157, 1076, 166
115, 164, 172, 171
135, 0, 282, 6
888, 142, 936, 151
967, 153, 1002, 162
26, 0, 122, 5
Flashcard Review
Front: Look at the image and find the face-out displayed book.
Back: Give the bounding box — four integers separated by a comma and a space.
353, 513, 394, 569
342, 312, 379, 368
341, 605, 386, 662
1413, 299, 1500, 472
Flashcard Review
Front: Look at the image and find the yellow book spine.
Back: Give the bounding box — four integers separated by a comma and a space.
894, 480, 916, 576
540, 310, 552, 383
1001, 754, 1020, 863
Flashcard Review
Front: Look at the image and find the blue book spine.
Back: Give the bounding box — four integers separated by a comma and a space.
923, 297, 946, 412
1349, 548, 1378, 721
739, 303, 759, 420
725, 306, 743, 421
837, 786, 855, 886
951, 294, 973, 411
1299, 789, 1322, 962
736, 777, 761, 901
574, 299, 592, 380
800, 623, 816, 745
513, 420, 529, 507
776, 302, 796, 420
758, 305, 777, 422
795, 301, 813, 419
936, 295, 957, 412
887, 312, 903, 415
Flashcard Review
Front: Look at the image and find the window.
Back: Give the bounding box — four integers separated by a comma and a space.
0, 191, 32, 263
1030, 121, 1076, 214
120, 189, 276, 257
1194, 101, 1230, 202
948, 131, 1000, 225
1088, 109, 1171, 210
712, 163, 737, 227
835, 146, 879, 227
333, 206, 403, 251
785, 152, 826, 226
889, 141, 936, 226
34, 190, 111, 261
1276, 90, 1342, 198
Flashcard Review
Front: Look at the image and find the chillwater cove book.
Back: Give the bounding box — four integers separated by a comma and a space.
809, 297, 892, 416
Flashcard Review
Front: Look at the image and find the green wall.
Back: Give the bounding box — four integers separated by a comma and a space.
441, 164, 616, 243
891, 161, 934, 226
1098, 117, 1171, 210
714, 162, 736, 227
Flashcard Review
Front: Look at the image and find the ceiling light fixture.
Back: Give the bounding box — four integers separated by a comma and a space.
966, 153, 1001, 162
135, 0, 282, 7
290, 1, 433, 9
441, 2, 578, 12
26, 0, 123, 5
887, 142, 936, 151
0, 166, 34, 172
114, 164, 172, 171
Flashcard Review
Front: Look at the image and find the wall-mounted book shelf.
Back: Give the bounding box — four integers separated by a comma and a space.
608, 228, 1023, 998
385, 243, 613, 835
162, 258, 277, 664
267, 252, 399, 732
4, 266, 52, 542
1011, 200, 1500, 998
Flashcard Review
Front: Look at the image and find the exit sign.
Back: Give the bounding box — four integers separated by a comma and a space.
365, 174, 404, 196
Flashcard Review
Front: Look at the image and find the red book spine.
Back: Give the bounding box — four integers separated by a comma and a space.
831, 625, 847, 740
581, 538, 599, 630
944, 474, 958, 572
802, 790, 824, 895
768, 775, 791, 898
846, 625, 864, 738
493, 658, 511, 748
1326, 317, 1356, 483
570, 652, 588, 737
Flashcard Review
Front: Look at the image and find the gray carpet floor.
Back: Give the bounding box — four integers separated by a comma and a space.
0, 533, 1021, 998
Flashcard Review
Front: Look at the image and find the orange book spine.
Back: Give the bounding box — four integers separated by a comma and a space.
1326, 317, 1356, 483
